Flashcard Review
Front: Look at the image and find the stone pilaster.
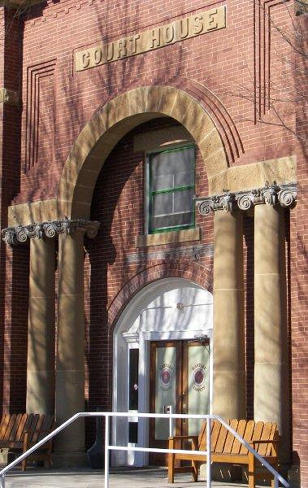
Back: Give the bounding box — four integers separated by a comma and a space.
212, 210, 246, 418
254, 204, 290, 460
54, 230, 87, 462
27, 238, 55, 414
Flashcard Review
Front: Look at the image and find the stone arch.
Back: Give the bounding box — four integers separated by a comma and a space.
57, 85, 228, 219
107, 260, 213, 328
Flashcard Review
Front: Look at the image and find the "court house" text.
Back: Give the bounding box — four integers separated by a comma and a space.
75, 6, 226, 72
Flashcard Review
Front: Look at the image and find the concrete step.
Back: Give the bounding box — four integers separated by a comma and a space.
3, 467, 272, 488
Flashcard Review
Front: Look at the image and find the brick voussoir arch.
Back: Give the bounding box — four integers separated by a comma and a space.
57, 85, 228, 219
107, 260, 213, 330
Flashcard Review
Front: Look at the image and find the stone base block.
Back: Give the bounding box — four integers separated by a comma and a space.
52, 451, 88, 468
0, 449, 17, 466
0, 448, 9, 466
288, 464, 300, 488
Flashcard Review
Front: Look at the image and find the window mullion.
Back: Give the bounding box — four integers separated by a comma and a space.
147, 144, 195, 234
152, 185, 194, 195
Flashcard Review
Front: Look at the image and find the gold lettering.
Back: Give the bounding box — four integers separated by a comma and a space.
208, 9, 219, 30
129, 34, 141, 54
106, 42, 114, 61
94, 47, 103, 65
117, 39, 127, 58
151, 27, 161, 48
193, 15, 204, 34
164, 24, 175, 43
179, 18, 189, 39
81, 51, 90, 69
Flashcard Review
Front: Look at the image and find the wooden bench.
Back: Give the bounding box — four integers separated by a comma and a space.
168, 419, 279, 488
0, 413, 54, 471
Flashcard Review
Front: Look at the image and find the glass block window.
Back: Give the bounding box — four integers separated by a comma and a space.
147, 145, 195, 233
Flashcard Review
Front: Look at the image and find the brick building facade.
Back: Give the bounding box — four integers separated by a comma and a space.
0, 0, 307, 486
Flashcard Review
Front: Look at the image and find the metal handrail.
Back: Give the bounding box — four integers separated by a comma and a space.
0, 412, 290, 488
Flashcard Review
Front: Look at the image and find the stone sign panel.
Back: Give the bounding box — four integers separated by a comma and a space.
75, 5, 226, 72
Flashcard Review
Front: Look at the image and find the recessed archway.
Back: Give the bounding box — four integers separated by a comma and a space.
111, 277, 213, 467
57, 85, 228, 219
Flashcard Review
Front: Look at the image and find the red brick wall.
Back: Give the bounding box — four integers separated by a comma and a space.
291, 11, 308, 487
3, 245, 29, 413
0, 8, 24, 414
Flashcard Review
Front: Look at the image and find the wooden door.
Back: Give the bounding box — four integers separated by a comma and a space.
149, 339, 210, 465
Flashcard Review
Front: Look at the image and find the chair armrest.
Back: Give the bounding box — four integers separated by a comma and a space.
250, 438, 280, 457
168, 435, 199, 452
251, 439, 280, 445
168, 435, 198, 441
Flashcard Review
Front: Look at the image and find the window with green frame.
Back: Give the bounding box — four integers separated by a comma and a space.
147, 144, 195, 233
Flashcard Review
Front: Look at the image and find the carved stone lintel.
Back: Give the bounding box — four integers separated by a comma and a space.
196, 183, 297, 216
2, 218, 100, 246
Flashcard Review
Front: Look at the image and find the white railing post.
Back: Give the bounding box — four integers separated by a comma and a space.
105, 414, 110, 488
168, 406, 173, 438
0, 411, 290, 488
206, 417, 211, 488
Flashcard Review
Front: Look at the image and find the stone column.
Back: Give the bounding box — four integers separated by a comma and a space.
55, 231, 86, 462
27, 238, 55, 414
254, 204, 290, 459
213, 210, 246, 418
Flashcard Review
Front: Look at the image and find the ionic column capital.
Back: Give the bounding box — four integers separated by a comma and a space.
1, 218, 100, 246
196, 182, 297, 215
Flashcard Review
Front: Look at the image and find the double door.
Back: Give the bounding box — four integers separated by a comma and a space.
149, 340, 210, 464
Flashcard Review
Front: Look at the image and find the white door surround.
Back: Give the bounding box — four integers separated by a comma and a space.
112, 277, 213, 466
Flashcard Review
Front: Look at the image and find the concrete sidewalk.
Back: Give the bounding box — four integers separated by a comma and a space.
2, 467, 269, 488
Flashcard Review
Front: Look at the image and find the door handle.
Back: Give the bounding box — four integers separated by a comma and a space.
182, 403, 187, 423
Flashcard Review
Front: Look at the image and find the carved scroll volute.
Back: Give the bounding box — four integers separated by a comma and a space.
1, 219, 101, 246
236, 192, 255, 211
278, 187, 296, 208
195, 183, 297, 217
198, 200, 213, 216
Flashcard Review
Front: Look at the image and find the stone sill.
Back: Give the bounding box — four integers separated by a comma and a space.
136, 227, 201, 248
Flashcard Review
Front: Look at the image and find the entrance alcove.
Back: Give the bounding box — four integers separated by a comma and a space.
112, 277, 213, 467
54, 84, 230, 463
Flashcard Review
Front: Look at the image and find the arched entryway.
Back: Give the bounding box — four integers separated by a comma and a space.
112, 278, 213, 467
50, 85, 246, 460
26, 84, 247, 462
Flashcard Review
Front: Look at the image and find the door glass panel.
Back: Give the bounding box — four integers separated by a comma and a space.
129, 349, 139, 411
155, 346, 176, 440
187, 344, 210, 435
